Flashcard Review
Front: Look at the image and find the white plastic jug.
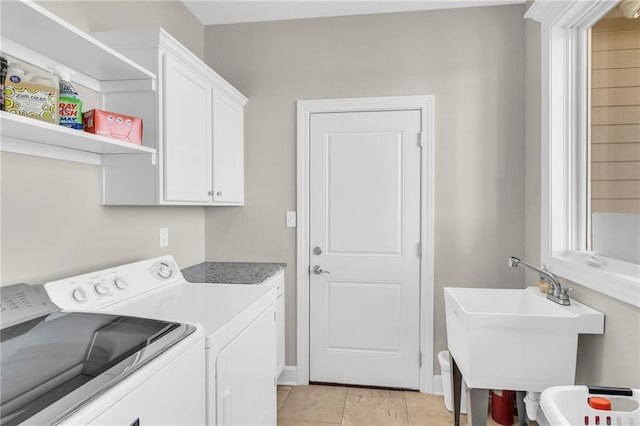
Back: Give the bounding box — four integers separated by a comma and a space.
4, 63, 59, 123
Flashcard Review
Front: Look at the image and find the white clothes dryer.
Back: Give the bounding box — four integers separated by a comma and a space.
44, 255, 277, 426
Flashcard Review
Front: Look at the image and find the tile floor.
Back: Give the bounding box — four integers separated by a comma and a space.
277, 385, 535, 426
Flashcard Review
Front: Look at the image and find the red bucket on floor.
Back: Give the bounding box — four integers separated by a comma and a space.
491, 390, 515, 425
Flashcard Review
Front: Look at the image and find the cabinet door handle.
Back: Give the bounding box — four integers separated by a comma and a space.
208, 190, 214, 196
216, 191, 223, 196
222, 389, 232, 424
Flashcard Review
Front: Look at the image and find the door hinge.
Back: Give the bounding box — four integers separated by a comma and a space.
417, 242, 422, 259
418, 131, 424, 148
274, 311, 277, 321
419, 351, 423, 368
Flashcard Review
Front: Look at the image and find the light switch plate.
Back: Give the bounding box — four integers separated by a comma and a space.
159, 227, 169, 247
286, 211, 297, 228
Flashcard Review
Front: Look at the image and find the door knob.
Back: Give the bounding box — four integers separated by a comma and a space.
313, 246, 322, 255
312, 265, 330, 275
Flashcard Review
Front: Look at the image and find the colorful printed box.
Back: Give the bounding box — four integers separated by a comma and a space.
83, 109, 143, 145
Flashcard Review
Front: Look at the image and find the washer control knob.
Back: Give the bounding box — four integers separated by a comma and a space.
113, 277, 128, 290
71, 288, 87, 303
157, 262, 173, 279
94, 283, 109, 296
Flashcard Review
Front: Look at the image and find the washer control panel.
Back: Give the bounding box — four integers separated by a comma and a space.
72, 287, 88, 303
153, 261, 174, 280
1, 284, 58, 328
113, 277, 128, 290
44, 255, 183, 310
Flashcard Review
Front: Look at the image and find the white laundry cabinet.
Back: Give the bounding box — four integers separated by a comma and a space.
95, 28, 246, 206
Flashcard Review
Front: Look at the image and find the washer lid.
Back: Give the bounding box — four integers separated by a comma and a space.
0, 310, 195, 426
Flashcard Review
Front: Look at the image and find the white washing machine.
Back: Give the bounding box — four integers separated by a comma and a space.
0, 283, 205, 425
44, 255, 277, 426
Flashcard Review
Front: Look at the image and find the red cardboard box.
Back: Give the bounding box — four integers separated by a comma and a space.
83, 109, 142, 145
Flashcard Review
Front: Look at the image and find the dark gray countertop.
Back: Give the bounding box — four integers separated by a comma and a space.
181, 262, 286, 284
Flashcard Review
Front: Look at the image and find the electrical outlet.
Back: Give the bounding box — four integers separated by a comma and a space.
286, 211, 297, 228
159, 228, 169, 247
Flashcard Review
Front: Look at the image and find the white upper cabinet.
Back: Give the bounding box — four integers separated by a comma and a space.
213, 90, 245, 204
163, 55, 212, 203
95, 28, 247, 206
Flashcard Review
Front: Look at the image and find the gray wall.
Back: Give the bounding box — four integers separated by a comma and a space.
525, 21, 640, 387
0, 1, 206, 285
524, 18, 542, 287
203, 6, 527, 369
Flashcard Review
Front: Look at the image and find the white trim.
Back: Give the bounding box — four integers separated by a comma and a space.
295, 95, 436, 392
527, 0, 640, 307
420, 96, 436, 394
277, 366, 298, 386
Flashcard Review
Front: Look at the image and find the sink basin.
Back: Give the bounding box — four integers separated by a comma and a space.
444, 287, 604, 392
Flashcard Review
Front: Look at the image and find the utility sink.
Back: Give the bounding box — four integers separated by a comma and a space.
444, 287, 604, 392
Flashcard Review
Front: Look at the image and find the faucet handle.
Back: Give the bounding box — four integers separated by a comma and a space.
559, 287, 573, 300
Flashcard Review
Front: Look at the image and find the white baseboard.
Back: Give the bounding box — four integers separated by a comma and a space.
277, 366, 298, 386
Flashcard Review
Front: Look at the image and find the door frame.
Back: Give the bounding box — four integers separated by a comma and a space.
295, 96, 435, 393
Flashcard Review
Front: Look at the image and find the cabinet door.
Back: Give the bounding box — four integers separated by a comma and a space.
217, 305, 276, 426
163, 54, 212, 202
212, 90, 244, 204
276, 293, 285, 376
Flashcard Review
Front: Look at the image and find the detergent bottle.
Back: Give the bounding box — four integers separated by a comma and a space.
54, 66, 83, 130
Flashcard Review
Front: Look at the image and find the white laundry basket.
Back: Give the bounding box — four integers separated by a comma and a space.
539, 385, 640, 426
438, 350, 467, 414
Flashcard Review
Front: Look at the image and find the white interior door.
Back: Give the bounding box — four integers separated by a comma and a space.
309, 109, 422, 389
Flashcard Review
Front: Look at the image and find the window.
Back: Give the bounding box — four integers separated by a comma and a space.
526, 0, 640, 307
589, 8, 640, 265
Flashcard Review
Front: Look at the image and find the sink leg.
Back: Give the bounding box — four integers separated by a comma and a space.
468, 388, 489, 426
450, 353, 462, 426
516, 391, 528, 426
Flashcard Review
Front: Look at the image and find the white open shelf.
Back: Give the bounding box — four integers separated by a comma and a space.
0, 0, 155, 83
0, 0, 157, 165
1, 112, 156, 163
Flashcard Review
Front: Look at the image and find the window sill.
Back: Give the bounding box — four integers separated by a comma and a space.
546, 252, 640, 307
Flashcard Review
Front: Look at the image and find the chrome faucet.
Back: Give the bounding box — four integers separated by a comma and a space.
508, 257, 571, 306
